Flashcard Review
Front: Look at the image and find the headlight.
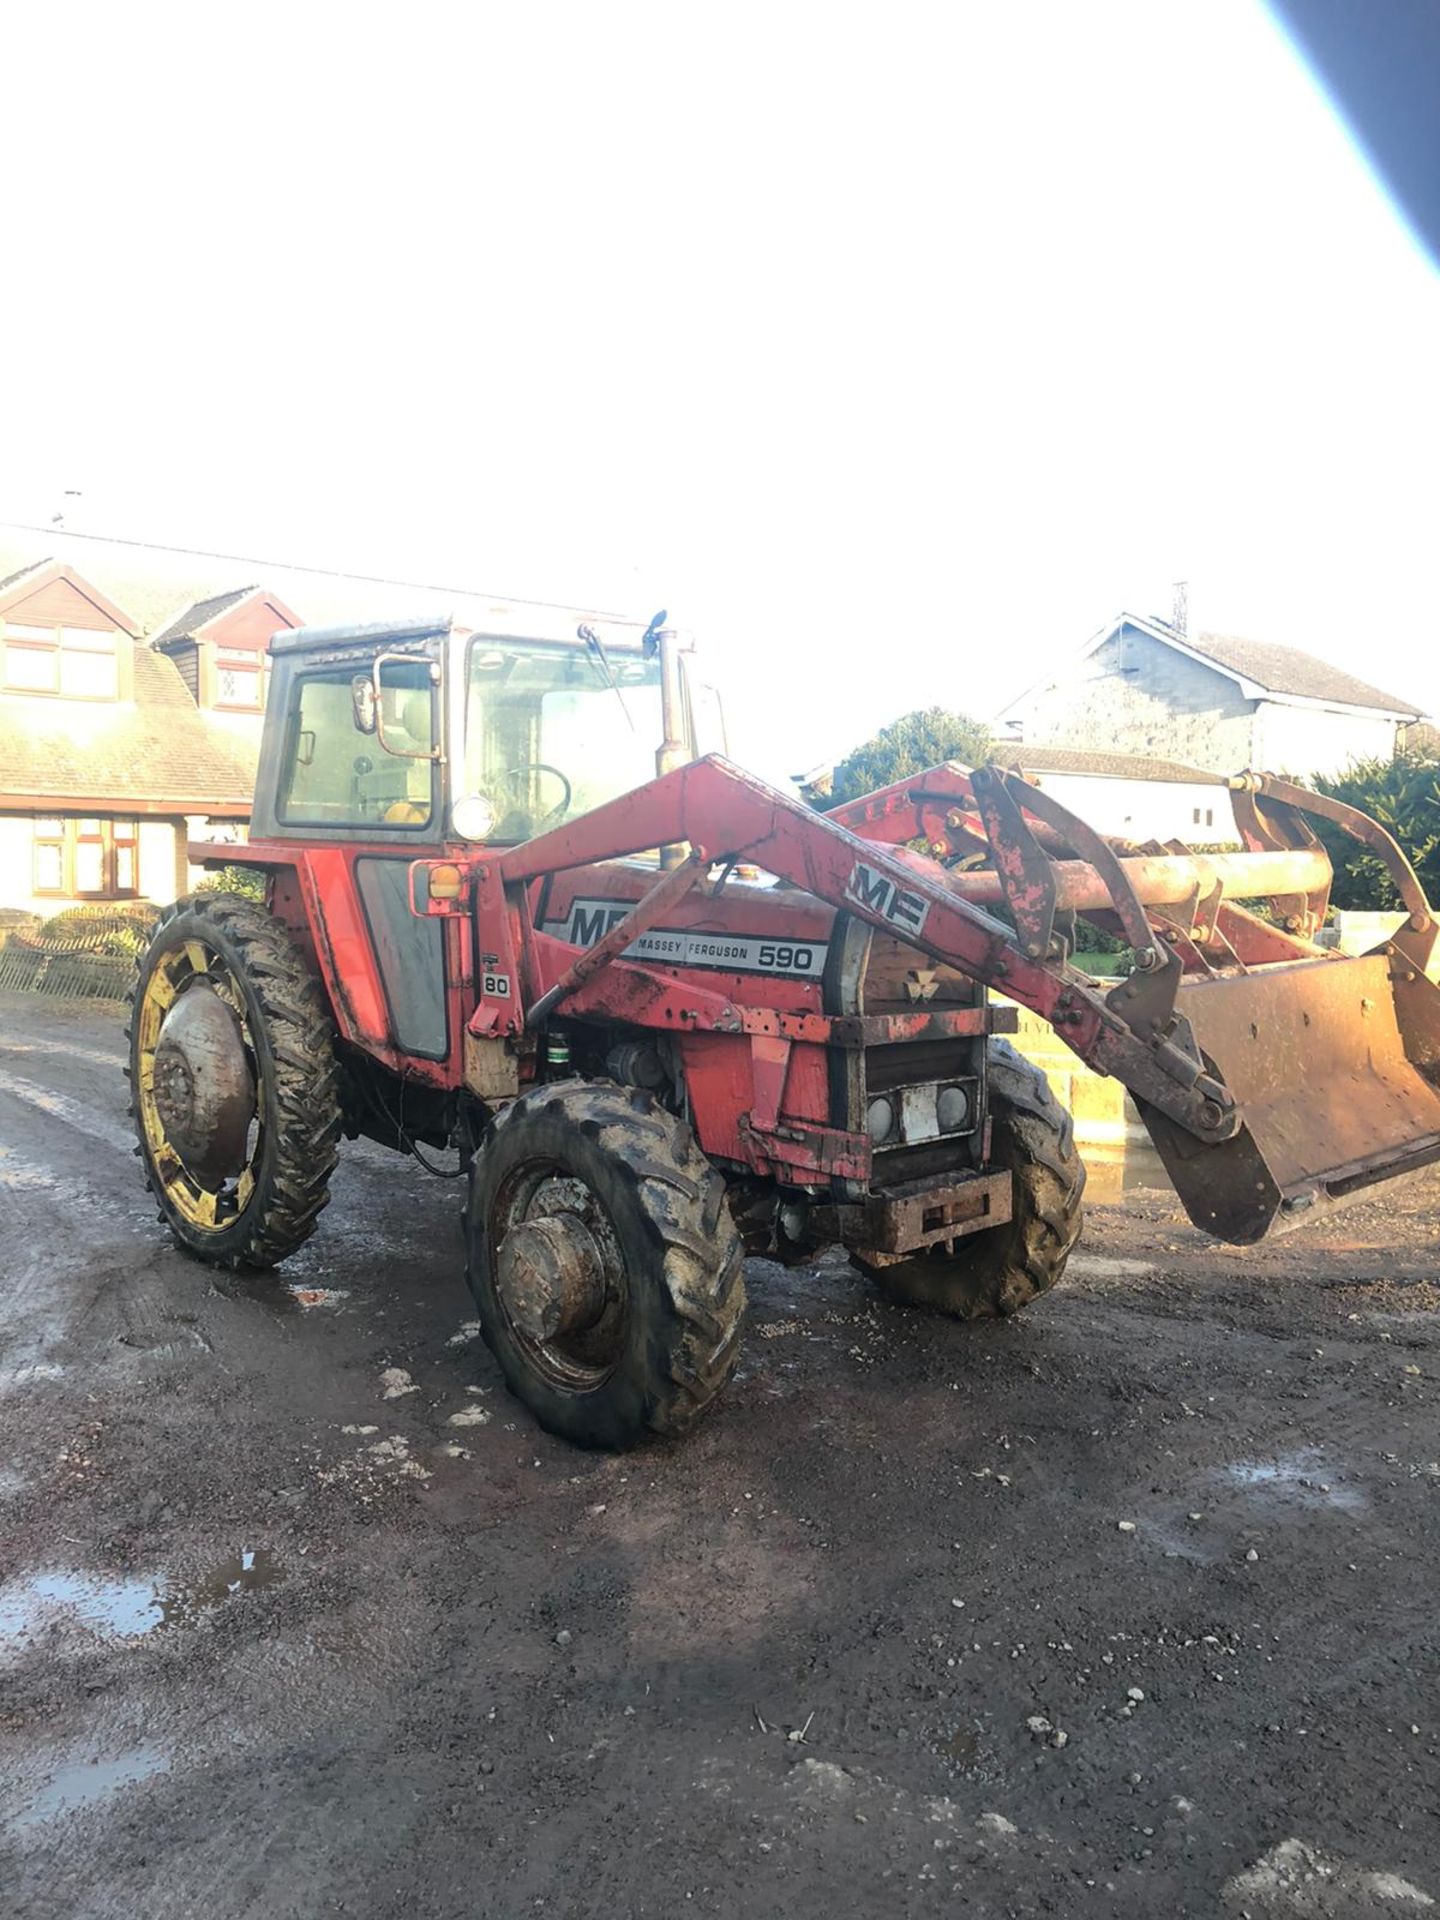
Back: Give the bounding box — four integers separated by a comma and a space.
451, 792, 497, 841
936, 1083, 971, 1133
866, 1096, 897, 1147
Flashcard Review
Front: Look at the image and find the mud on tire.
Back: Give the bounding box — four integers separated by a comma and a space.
467, 1079, 746, 1448
128, 892, 342, 1269
856, 1037, 1085, 1319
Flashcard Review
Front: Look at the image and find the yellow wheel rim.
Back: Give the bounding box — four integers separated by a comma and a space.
136, 937, 263, 1232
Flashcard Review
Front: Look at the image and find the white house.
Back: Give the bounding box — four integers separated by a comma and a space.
991, 744, 1237, 845
998, 612, 1424, 778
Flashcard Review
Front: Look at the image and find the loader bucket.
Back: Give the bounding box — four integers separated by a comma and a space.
1135, 951, 1440, 1243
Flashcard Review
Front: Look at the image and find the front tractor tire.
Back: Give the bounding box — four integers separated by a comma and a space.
856, 1038, 1085, 1319
128, 892, 342, 1270
467, 1081, 746, 1449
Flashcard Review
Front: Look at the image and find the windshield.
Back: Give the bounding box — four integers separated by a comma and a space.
463, 640, 664, 842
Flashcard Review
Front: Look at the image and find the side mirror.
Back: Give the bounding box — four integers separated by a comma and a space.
371, 652, 442, 762
351, 676, 377, 734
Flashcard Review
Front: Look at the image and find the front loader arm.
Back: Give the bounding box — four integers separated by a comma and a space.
489, 755, 1440, 1244
500, 755, 1239, 1147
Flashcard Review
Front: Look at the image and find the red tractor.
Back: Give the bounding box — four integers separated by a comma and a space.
130, 609, 1440, 1446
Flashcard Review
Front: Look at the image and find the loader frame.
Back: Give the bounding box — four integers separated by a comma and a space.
400, 752, 1440, 1246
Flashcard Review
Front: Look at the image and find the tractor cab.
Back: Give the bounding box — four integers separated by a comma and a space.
250, 611, 724, 850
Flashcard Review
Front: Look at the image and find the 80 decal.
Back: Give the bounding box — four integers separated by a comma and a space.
482, 972, 511, 998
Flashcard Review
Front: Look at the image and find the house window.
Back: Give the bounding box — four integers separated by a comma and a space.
59, 629, 120, 698
6, 643, 59, 692
3, 621, 118, 698
215, 647, 265, 710
31, 817, 140, 899
33, 818, 66, 893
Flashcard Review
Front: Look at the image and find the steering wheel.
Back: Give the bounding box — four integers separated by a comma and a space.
504, 762, 572, 824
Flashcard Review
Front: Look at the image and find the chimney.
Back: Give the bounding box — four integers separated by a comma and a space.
1172, 581, 1188, 636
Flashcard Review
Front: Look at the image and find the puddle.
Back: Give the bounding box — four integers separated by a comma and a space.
1222, 1452, 1366, 1512
0, 1550, 288, 1653
159, 1548, 287, 1627
0, 1571, 165, 1645
935, 1726, 980, 1767
14, 1747, 170, 1827
1081, 1154, 1169, 1207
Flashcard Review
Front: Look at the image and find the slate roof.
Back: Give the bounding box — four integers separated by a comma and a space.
1183, 629, 1422, 718
0, 525, 619, 643
994, 745, 1222, 784
0, 646, 257, 811
151, 586, 256, 648
0, 561, 47, 593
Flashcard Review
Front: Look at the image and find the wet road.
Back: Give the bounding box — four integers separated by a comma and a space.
1, 991, 1438, 1917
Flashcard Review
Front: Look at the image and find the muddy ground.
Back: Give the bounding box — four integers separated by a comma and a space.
1, 990, 1437, 1918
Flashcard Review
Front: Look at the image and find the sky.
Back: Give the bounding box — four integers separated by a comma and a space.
5, 0, 1439, 784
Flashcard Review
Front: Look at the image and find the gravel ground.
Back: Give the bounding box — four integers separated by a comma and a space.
1, 990, 1437, 1918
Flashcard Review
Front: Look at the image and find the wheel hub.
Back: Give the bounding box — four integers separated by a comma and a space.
151, 982, 255, 1182
497, 1212, 608, 1344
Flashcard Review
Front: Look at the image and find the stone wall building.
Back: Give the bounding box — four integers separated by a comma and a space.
999, 613, 1423, 778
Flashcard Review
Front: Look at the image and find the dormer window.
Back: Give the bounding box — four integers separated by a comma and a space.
151, 585, 296, 712
2, 621, 119, 698
215, 645, 265, 710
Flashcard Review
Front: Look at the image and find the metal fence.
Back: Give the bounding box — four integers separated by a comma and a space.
0, 907, 157, 1003
0, 946, 136, 999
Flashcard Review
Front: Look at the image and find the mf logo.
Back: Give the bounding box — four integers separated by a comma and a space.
569, 903, 630, 947
844, 861, 931, 937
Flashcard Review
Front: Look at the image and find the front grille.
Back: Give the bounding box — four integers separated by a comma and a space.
863, 1035, 986, 1186
865, 1037, 984, 1094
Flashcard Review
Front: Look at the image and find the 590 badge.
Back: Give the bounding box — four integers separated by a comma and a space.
540, 900, 828, 979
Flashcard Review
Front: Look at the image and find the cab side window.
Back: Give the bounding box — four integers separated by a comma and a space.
278, 663, 436, 829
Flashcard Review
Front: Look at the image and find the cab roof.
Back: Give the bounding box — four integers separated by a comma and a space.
267, 611, 656, 658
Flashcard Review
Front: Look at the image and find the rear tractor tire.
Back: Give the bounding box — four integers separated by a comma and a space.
466, 1080, 746, 1449
855, 1037, 1085, 1319
128, 892, 341, 1269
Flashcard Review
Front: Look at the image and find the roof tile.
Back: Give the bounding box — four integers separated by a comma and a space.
0, 647, 257, 809
152, 587, 256, 648
995, 744, 1222, 784
1184, 629, 1421, 718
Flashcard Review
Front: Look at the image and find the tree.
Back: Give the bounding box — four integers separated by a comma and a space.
1310, 751, 1440, 910
825, 707, 993, 808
